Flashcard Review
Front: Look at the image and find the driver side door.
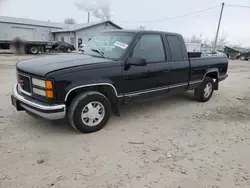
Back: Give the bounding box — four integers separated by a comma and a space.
122, 34, 170, 95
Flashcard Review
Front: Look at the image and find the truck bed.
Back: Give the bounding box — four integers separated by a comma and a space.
189, 55, 228, 82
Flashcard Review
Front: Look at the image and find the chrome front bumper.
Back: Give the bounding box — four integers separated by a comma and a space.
11, 84, 66, 120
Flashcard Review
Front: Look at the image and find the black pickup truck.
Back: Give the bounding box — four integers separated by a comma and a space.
11, 30, 228, 133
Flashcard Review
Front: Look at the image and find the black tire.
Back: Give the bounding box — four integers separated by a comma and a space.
66, 48, 72, 53
195, 77, 214, 102
68, 91, 111, 133
29, 46, 39, 54
240, 56, 246, 61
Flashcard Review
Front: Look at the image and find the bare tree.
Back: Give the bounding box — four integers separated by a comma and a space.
185, 34, 203, 43
217, 34, 227, 47
138, 25, 146, 30
64, 18, 76, 25
202, 37, 210, 45
190, 34, 202, 43
74, 0, 111, 21
210, 33, 228, 50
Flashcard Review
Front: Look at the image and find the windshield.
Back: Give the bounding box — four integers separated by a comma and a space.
83, 32, 135, 60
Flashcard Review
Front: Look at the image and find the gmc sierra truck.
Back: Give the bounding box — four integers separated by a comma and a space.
11, 30, 228, 133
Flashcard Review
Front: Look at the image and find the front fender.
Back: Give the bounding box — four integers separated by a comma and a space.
64, 79, 120, 102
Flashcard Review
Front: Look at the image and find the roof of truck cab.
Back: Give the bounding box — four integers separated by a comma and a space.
103, 29, 182, 36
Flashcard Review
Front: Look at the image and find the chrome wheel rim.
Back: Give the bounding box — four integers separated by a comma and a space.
204, 82, 213, 98
67, 48, 71, 52
81, 101, 105, 126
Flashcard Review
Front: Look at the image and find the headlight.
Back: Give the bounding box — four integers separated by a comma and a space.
33, 88, 54, 98
33, 88, 46, 96
32, 78, 54, 98
32, 78, 53, 89
32, 78, 46, 88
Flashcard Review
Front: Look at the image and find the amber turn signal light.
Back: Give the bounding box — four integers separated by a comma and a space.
45, 80, 53, 89
45, 90, 54, 98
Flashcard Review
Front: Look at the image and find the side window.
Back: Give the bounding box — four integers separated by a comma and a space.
166, 35, 183, 61
133, 35, 165, 62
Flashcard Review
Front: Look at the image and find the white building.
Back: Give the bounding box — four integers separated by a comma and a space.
0, 16, 122, 50
0, 16, 65, 42
52, 21, 122, 50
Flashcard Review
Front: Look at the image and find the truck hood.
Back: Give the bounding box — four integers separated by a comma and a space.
16, 54, 114, 77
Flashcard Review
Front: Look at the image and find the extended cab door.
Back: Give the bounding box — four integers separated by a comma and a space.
165, 35, 189, 90
122, 34, 170, 95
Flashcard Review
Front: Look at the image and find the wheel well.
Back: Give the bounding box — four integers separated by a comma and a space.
65, 85, 120, 116
205, 71, 218, 80
205, 71, 219, 90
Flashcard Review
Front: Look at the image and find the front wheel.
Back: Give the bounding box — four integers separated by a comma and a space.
195, 77, 214, 102
66, 48, 72, 53
68, 91, 111, 133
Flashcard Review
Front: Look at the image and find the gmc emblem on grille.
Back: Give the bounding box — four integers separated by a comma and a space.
18, 79, 23, 86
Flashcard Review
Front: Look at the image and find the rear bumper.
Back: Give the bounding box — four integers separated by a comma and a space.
218, 74, 228, 82
11, 84, 66, 120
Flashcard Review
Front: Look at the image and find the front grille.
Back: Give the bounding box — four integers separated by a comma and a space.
18, 74, 31, 94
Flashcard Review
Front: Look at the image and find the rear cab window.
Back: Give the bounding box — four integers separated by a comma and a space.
133, 34, 166, 62
166, 35, 184, 61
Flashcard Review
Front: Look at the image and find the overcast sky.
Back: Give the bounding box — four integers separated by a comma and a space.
1, 0, 250, 46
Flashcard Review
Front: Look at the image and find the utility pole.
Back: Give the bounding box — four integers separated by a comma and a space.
213, 2, 225, 51
88, 12, 90, 23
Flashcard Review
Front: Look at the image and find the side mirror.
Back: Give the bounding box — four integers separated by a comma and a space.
129, 57, 147, 66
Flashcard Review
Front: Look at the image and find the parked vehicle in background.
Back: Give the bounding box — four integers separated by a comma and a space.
0, 16, 56, 55
0, 37, 49, 54
201, 51, 225, 57
239, 51, 250, 61
11, 30, 228, 133
45, 41, 75, 53
79, 43, 85, 53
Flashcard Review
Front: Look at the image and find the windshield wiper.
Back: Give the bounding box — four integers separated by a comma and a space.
91, 48, 106, 59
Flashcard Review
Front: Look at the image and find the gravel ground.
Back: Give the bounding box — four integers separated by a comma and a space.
0, 54, 250, 188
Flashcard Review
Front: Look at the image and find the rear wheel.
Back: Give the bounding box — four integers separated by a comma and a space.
240, 56, 246, 61
66, 48, 72, 53
195, 77, 214, 102
29, 46, 39, 54
68, 91, 111, 133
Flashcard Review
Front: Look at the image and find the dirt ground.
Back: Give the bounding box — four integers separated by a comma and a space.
0, 54, 250, 188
